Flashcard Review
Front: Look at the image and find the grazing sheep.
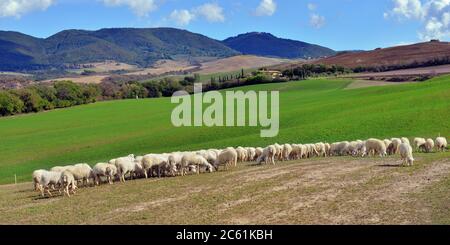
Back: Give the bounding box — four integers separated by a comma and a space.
114, 155, 144, 182
283, 144, 293, 161
214, 149, 238, 171
364, 139, 387, 157
383, 139, 392, 149
32, 170, 46, 192
420, 139, 435, 153
324, 143, 331, 157
69, 163, 95, 187
181, 154, 214, 176
140, 154, 168, 178
330, 142, 350, 156
39, 171, 64, 197
197, 150, 219, 165
290, 144, 302, 160
401, 137, 411, 146
246, 147, 257, 162
314, 143, 326, 157
399, 143, 414, 166
414, 138, 426, 151
60, 171, 77, 197
389, 138, 402, 154
435, 137, 448, 152
236, 147, 248, 163
273, 143, 283, 161
257, 145, 276, 165
93, 163, 118, 185
255, 147, 264, 160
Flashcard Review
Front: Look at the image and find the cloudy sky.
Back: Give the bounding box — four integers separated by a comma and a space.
0, 0, 449, 50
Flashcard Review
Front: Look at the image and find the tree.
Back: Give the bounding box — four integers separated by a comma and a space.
53, 81, 83, 107
81, 84, 101, 103
12, 89, 47, 113
120, 83, 148, 99
0, 91, 24, 116
142, 81, 162, 98
31, 85, 57, 110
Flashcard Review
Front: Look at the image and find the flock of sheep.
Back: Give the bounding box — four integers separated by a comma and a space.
32, 136, 447, 198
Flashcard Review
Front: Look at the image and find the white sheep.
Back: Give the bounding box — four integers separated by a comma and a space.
314, 143, 326, 157
401, 137, 411, 146
236, 147, 248, 163
39, 170, 63, 197
282, 144, 293, 161
255, 147, 264, 160
364, 139, 387, 157
399, 143, 414, 166
420, 138, 435, 153
32, 170, 46, 192
114, 155, 144, 182
93, 163, 118, 185
383, 139, 392, 149
214, 149, 238, 171
414, 138, 426, 151
246, 147, 257, 162
181, 154, 214, 176
435, 137, 447, 152
273, 143, 283, 161
69, 163, 95, 187
60, 171, 77, 197
141, 154, 168, 178
257, 145, 276, 165
388, 138, 402, 155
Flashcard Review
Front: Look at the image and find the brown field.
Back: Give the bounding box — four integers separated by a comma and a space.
126, 59, 198, 76
197, 55, 293, 74
1, 152, 449, 225
43, 75, 108, 84
316, 41, 450, 68
346, 64, 450, 79
76, 61, 138, 73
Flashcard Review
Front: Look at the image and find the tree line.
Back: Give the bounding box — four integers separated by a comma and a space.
0, 70, 285, 117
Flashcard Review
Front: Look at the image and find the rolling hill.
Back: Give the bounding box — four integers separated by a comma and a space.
0, 76, 448, 184
0, 28, 240, 71
223, 32, 336, 59
314, 41, 450, 68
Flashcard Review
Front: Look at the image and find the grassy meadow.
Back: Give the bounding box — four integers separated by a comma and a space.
0, 76, 449, 184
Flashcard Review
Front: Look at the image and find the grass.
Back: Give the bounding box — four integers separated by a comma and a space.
0, 76, 449, 184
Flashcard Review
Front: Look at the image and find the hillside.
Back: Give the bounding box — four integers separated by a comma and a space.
0, 76, 449, 184
0, 28, 239, 71
223, 32, 336, 59
315, 41, 450, 68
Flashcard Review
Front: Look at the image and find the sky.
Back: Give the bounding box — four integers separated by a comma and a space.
0, 0, 449, 51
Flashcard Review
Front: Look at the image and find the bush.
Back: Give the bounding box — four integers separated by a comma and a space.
0, 91, 24, 116
142, 81, 162, 98
31, 85, 57, 110
54, 81, 84, 107
120, 83, 148, 99
12, 89, 47, 113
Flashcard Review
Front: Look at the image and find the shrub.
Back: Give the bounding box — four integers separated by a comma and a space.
0, 91, 24, 116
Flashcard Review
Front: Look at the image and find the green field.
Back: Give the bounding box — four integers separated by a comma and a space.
0, 76, 449, 184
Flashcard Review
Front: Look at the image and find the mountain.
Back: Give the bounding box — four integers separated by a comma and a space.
0, 28, 240, 71
314, 41, 450, 68
223, 32, 336, 59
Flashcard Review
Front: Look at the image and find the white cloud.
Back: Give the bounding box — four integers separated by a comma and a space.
385, 0, 450, 40
0, 0, 55, 18
195, 3, 225, 22
169, 9, 195, 26
310, 14, 326, 28
307, 3, 317, 11
168, 2, 225, 26
102, 0, 158, 17
255, 0, 277, 16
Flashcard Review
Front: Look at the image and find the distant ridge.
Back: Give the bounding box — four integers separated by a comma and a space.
223, 32, 336, 59
0, 28, 239, 71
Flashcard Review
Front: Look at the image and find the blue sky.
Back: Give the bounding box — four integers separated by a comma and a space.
0, 0, 448, 50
